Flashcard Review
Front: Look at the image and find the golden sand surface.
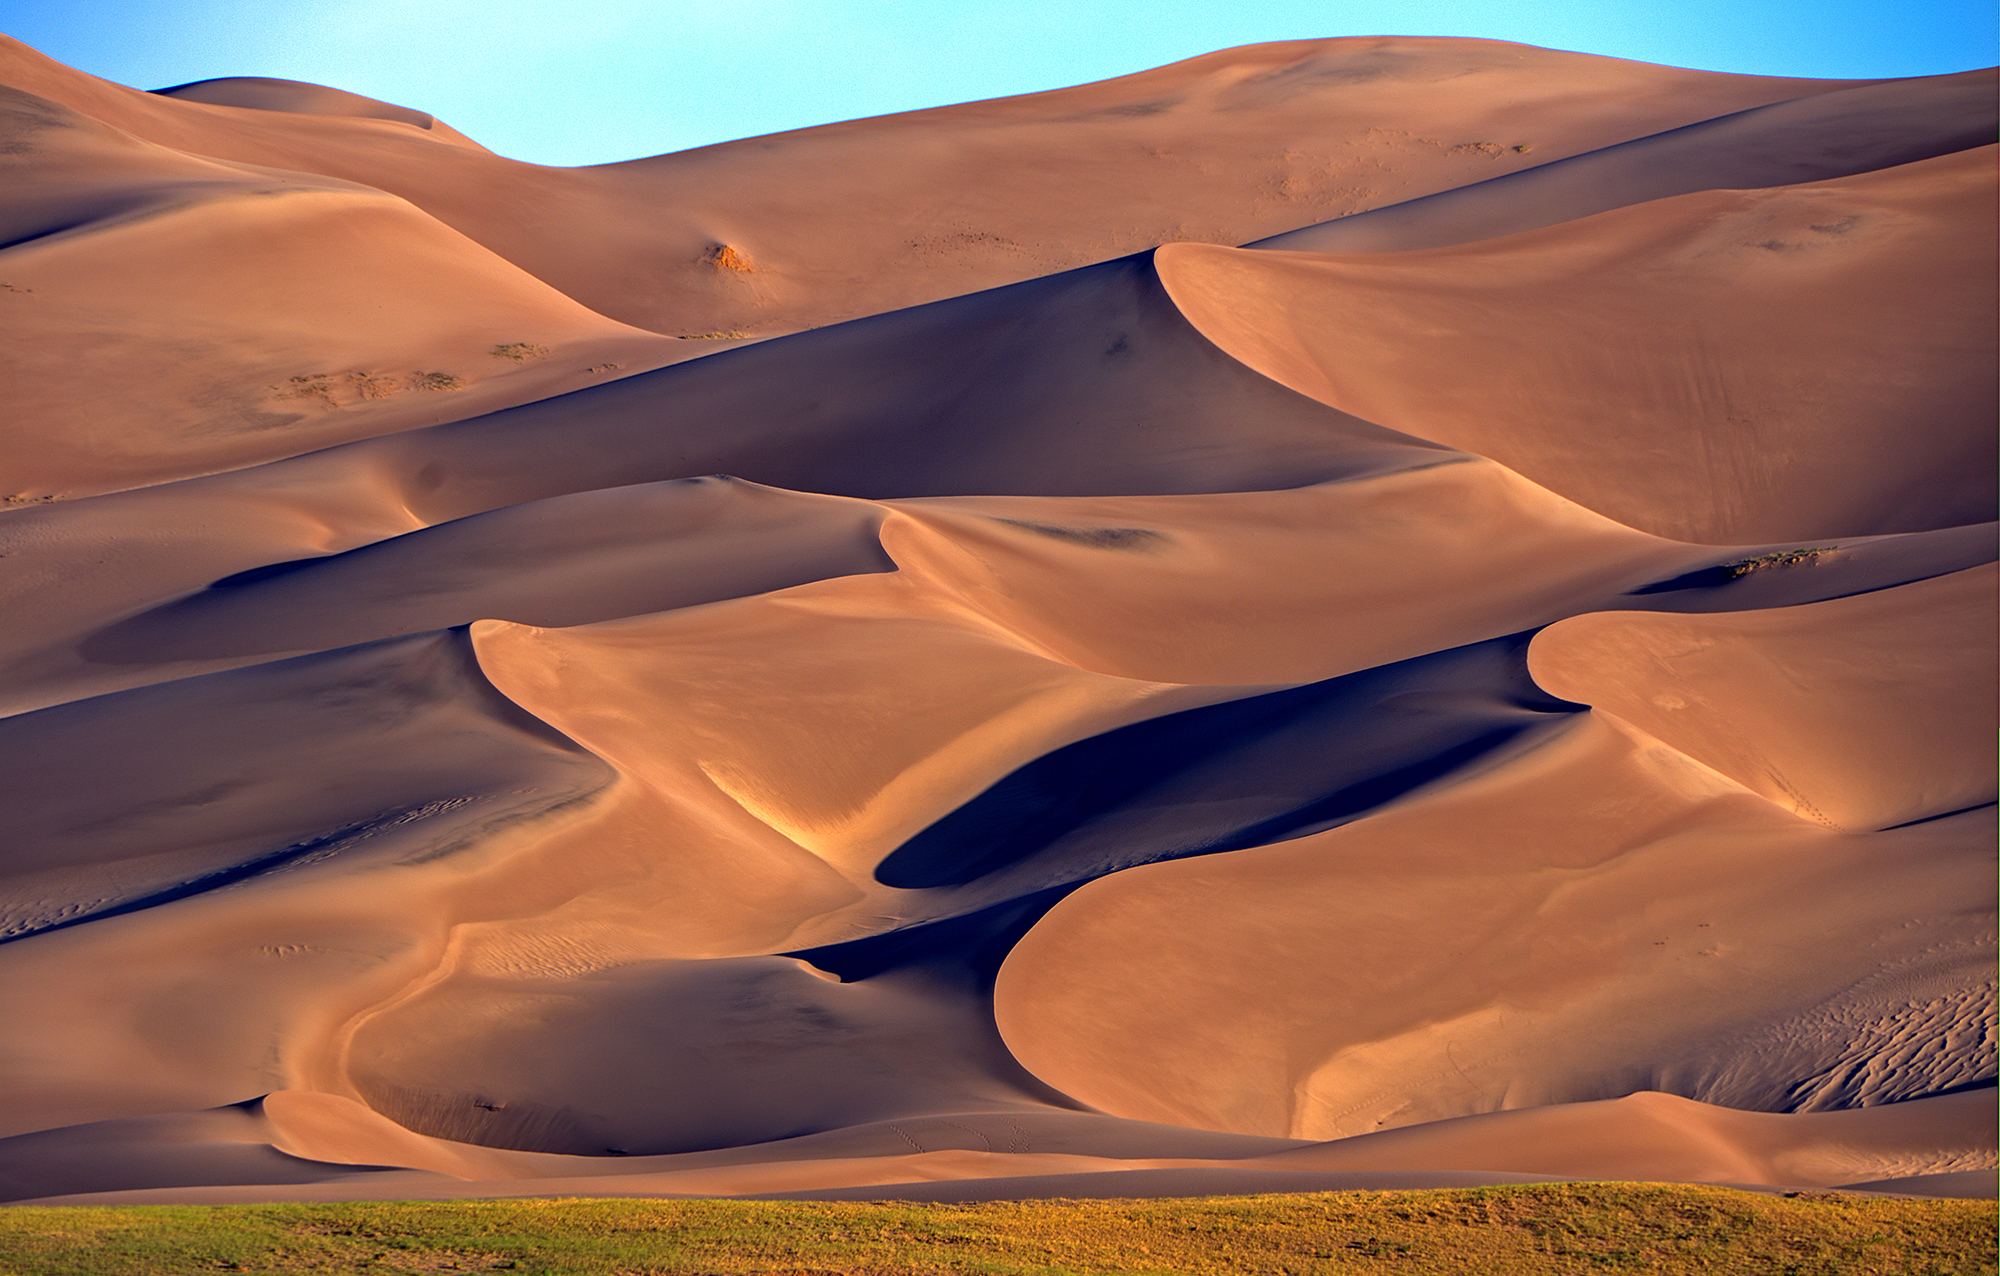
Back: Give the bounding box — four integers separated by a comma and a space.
0, 33, 1991, 1205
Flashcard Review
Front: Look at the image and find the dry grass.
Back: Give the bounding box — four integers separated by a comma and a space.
0, 1183, 1989, 1275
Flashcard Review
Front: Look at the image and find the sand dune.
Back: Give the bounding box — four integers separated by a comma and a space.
996, 716, 1993, 1132
1254, 68, 1996, 254
0, 32, 1990, 1206
6, 1086, 1988, 1206
0, 34, 1869, 337
1531, 566, 1997, 831
152, 77, 461, 134
1165, 147, 1998, 543
0, 85, 675, 497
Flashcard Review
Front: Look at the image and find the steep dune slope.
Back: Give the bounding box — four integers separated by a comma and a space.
1162, 147, 1998, 543
0, 33, 1990, 1205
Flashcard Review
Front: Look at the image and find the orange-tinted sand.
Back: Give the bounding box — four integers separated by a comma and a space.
0, 34, 1991, 1206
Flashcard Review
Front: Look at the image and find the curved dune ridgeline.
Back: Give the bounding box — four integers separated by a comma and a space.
0, 33, 1991, 1205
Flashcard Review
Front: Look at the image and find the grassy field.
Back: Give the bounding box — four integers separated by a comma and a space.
0, 1183, 1990, 1275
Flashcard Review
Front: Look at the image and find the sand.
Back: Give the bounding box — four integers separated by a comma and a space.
0, 33, 1991, 1207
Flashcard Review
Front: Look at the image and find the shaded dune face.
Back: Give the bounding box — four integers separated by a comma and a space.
0, 33, 1992, 1203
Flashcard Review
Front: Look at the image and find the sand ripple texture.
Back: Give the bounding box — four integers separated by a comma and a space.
0, 33, 1992, 1205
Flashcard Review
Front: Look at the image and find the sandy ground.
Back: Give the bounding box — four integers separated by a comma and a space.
0, 33, 1991, 1206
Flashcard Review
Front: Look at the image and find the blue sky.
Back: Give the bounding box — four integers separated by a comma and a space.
5, 0, 1994, 166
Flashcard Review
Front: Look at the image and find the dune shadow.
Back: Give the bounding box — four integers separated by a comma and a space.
788, 886, 1077, 986
795, 634, 1582, 985
876, 632, 1580, 896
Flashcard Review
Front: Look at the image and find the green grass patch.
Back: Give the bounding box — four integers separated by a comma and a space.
0, 1183, 1989, 1275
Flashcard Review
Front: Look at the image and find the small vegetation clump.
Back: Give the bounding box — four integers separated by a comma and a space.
270, 370, 427, 406
346, 371, 399, 400
676, 330, 748, 340
489, 342, 549, 362
0, 1183, 1988, 1275
407, 371, 465, 392
273, 373, 338, 406
1720, 546, 1837, 579
704, 242, 755, 272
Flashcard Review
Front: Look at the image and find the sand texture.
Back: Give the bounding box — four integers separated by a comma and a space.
0, 34, 1992, 1206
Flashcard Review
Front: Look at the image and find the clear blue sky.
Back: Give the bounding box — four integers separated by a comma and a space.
5, 0, 1994, 166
